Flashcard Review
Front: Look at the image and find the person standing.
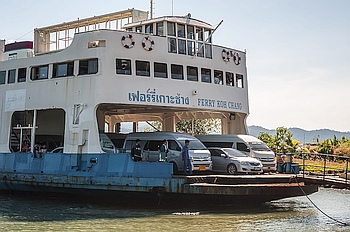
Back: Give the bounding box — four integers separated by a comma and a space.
182, 140, 192, 175
159, 139, 169, 161
131, 139, 142, 162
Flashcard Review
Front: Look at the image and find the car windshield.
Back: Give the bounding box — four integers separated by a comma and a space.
249, 142, 271, 151
178, 140, 206, 150
222, 148, 247, 157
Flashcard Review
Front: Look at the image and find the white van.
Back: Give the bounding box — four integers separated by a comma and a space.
196, 134, 276, 172
123, 132, 212, 173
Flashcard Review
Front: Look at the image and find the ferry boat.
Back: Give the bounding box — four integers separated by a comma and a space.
0, 8, 317, 204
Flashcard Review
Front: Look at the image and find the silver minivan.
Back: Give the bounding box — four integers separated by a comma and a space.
196, 134, 276, 172
123, 132, 212, 173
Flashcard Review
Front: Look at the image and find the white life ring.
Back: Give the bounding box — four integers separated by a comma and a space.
222, 49, 230, 62
121, 34, 135, 49
233, 52, 241, 65
142, 36, 155, 51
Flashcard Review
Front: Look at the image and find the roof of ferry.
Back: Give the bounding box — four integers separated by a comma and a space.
123, 15, 215, 30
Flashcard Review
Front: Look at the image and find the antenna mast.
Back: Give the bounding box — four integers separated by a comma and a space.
150, 0, 154, 19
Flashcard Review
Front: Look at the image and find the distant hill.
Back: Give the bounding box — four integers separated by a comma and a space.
248, 125, 350, 144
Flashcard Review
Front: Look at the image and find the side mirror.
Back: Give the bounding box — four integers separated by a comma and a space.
220, 153, 226, 158
176, 146, 182, 151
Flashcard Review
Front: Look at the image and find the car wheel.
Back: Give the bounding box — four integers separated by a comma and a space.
172, 162, 178, 174
227, 164, 237, 174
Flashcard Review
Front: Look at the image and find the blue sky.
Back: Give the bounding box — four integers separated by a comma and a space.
1, 0, 350, 132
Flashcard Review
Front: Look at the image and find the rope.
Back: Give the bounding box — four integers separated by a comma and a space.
292, 172, 349, 226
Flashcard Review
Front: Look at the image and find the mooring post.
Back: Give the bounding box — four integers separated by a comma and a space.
346, 159, 349, 185
302, 152, 305, 179
323, 155, 326, 181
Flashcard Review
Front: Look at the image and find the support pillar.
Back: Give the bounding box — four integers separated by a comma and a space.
162, 114, 176, 132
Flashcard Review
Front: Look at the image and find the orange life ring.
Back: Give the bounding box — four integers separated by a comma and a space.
142, 36, 155, 51
222, 49, 230, 62
233, 52, 241, 65
121, 34, 135, 49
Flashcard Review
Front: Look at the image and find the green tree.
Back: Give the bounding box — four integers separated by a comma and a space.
274, 127, 295, 153
176, 119, 221, 135
258, 132, 274, 148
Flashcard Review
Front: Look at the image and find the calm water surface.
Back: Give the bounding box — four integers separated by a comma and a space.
0, 188, 349, 231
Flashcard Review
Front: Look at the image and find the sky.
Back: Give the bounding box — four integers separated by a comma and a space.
1, 0, 350, 132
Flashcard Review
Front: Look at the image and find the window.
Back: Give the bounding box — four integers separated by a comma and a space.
136, 26, 142, 33
116, 59, 132, 75
178, 39, 186, 55
187, 66, 198, 81
196, 27, 203, 41
167, 22, 176, 36
201, 68, 211, 83
0, 71, 5, 85
197, 42, 204, 57
31, 65, 49, 80
171, 64, 183, 80
214, 70, 223, 85
145, 23, 153, 34
226, 72, 234, 86
136, 60, 150, 77
168, 38, 177, 53
127, 28, 133, 32
8, 69, 16, 84
146, 140, 163, 151
236, 74, 244, 88
154, 62, 167, 78
187, 25, 194, 39
156, 22, 164, 36
178, 24, 185, 38
18, 68, 26, 83
79, 58, 98, 75
53, 61, 74, 78
204, 29, 212, 43
205, 44, 212, 59
187, 41, 195, 56
237, 142, 249, 152
168, 140, 179, 150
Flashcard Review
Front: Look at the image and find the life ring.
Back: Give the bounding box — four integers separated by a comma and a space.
222, 49, 230, 62
233, 52, 241, 65
142, 36, 155, 51
121, 34, 135, 49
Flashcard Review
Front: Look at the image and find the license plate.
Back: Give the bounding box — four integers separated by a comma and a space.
199, 166, 206, 171
254, 167, 261, 170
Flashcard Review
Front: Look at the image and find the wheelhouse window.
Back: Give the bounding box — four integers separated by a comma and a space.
226, 72, 234, 86
187, 41, 195, 56
214, 70, 223, 85
196, 27, 203, 41
168, 38, 177, 53
236, 74, 244, 88
204, 29, 212, 43
187, 66, 198, 81
145, 23, 153, 34
171, 64, 183, 80
187, 25, 194, 39
18, 68, 26, 83
197, 42, 204, 57
156, 22, 164, 36
136, 26, 142, 33
78, 58, 98, 75
178, 39, 186, 55
167, 22, 176, 36
53, 61, 74, 78
31, 65, 49, 80
0, 71, 5, 85
136, 60, 150, 77
8, 69, 16, 84
154, 62, 167, 78
205, 44, 212, 59
116, 59, 132, 75
178, 24, 185, 38
201, 68, 211, 83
